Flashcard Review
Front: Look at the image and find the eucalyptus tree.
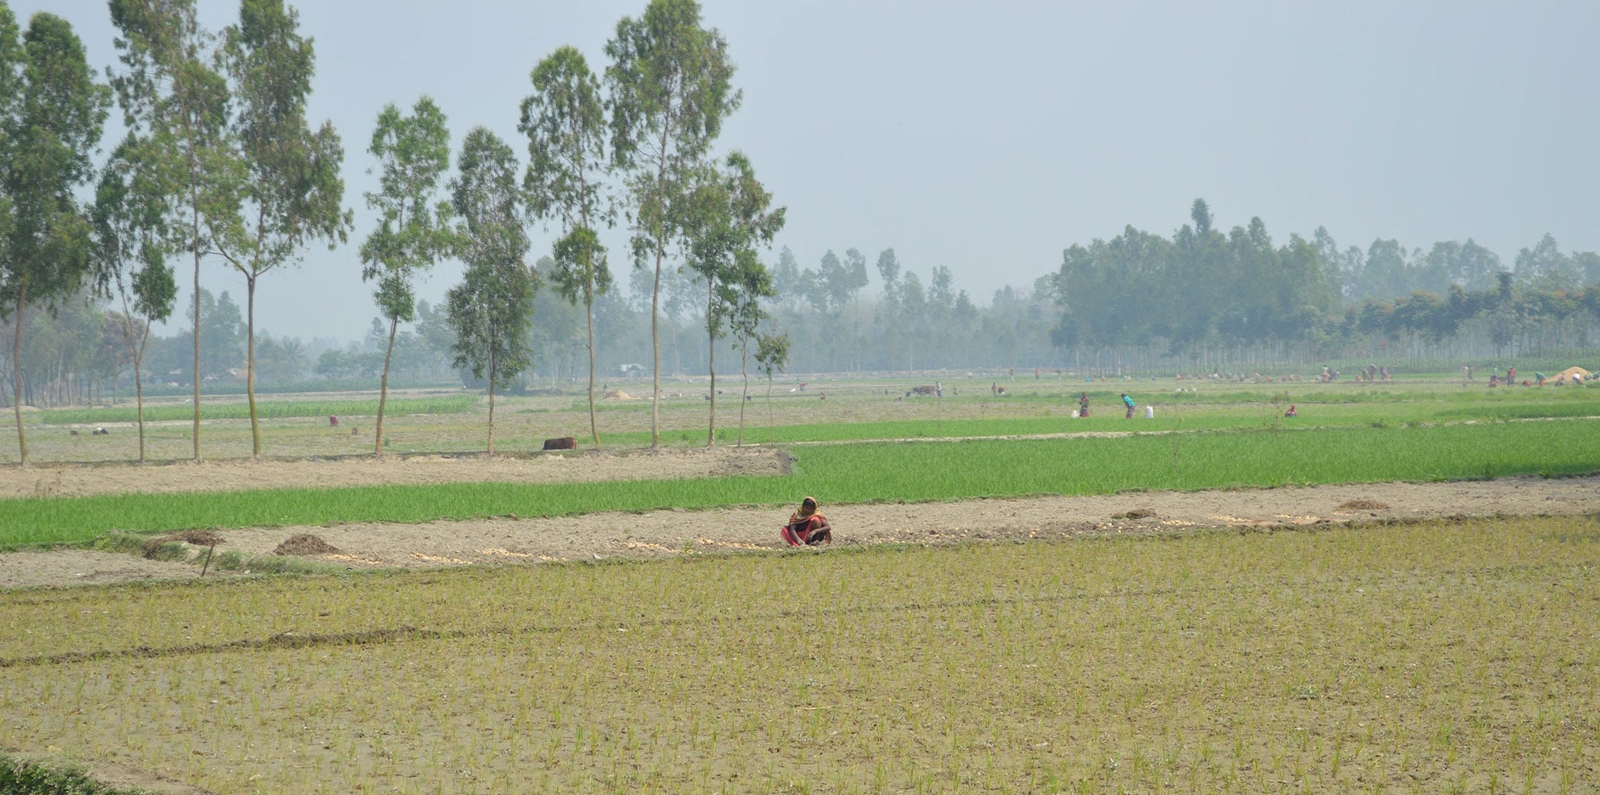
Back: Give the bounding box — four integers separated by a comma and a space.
180, 287, 245, 377
731, 255, 775, 446
92, 138, 178, 462
528, 254, 588, 384
754, 330, 787, 443
0, 5, 19, 424
447, 127, 537, 455
212, 0, 350, 457
109, 0, 233, 461
681, 151, 782, 446
605, 0, 739, 447
362, 96, 453, 455
1515, 233, 1577, 291
521, 45, 611, 448
0, 9, 109, 465
769, 246, 801, 306
873, 248, 901, 367
819, 248, 868, 309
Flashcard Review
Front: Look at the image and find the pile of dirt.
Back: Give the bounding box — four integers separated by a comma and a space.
273, 534, 340, 556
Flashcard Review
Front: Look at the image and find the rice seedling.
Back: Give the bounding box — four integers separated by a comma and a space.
3, 515, 1596, 792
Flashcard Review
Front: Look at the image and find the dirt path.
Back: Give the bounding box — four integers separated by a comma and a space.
3, 448, 1598, 590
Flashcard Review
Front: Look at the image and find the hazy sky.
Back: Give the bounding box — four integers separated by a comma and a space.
15, 1, 1600, 344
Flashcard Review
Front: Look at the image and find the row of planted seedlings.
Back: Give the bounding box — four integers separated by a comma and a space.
4, 515, 1598, 792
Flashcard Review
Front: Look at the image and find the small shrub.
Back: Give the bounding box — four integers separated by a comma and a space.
0, 754, 148, 795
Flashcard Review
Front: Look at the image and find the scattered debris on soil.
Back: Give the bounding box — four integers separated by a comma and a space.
1337, 499, 1391, 511
274, 534, 341, 556
1111, 508, 1157, 519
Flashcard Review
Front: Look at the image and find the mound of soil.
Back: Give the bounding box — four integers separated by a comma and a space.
273, 534, 340, 556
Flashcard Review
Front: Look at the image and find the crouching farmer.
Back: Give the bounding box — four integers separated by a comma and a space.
780, 496, 833, 547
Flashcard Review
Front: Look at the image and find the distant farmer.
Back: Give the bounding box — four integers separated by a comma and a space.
780, 496, 833, 547
1122, 393, 1136, 419
1078, 392, 1090, 418
1285, 404, 1297, 418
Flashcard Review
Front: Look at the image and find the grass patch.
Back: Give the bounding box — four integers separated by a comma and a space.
4, 419, 1598, 547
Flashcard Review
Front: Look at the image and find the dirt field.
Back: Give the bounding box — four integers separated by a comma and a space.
4, 446, 1598, 590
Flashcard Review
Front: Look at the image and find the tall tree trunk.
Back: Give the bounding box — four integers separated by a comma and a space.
374, 316, 399, 456
135, 322, 150, 464
706, 280, 717, 448
650, 239, 664, 449
736, 339, 749, 447
486, 353, 497, 455
12, 289, 28, 467
191, 221, 202, 462
246, 274, 261, 458
707, 333, 717, 447
585, 273, 600, 449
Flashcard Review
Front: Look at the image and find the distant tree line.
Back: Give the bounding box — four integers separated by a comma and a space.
6, 202, 1599, 408
1045, 199, 1600, 373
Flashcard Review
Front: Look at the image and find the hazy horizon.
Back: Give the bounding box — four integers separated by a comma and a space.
13, 0, 1599, 345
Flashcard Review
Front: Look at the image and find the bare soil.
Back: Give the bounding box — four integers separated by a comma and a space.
2, 446, 1598, 590
0, 445, 793, 499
